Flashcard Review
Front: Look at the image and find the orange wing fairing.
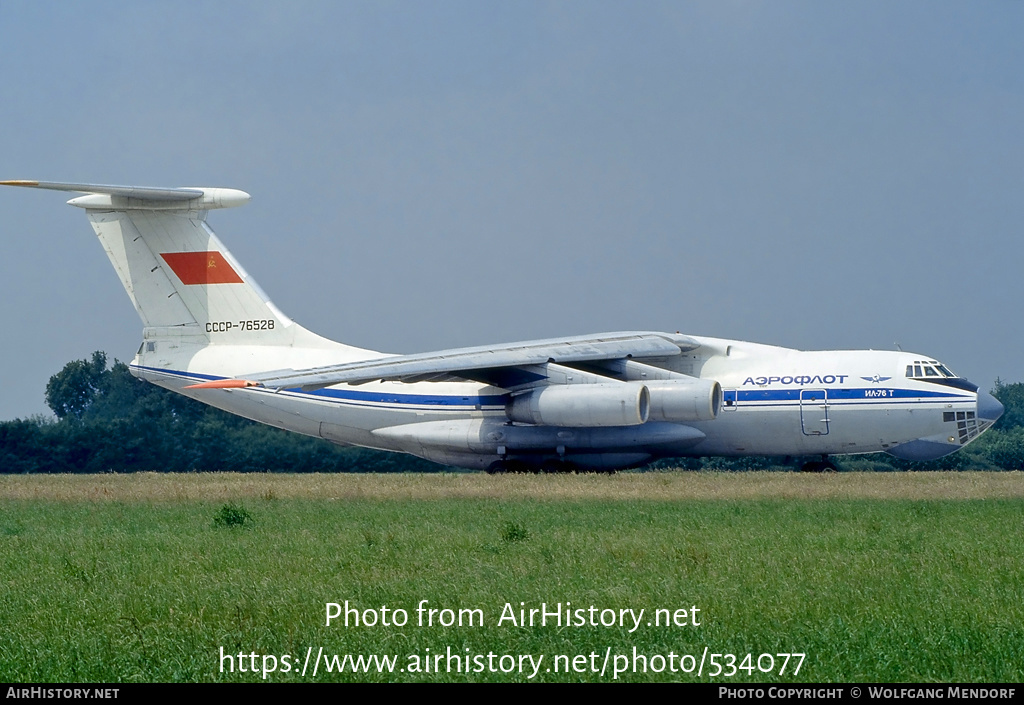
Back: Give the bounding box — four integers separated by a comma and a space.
184, 379, 261, 389
161, 251, 244, 285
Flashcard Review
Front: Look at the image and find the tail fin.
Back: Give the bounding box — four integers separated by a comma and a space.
2, 181, 325, 349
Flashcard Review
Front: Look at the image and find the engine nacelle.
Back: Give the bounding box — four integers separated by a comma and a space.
507, 383, 650, 427
646, 379, 722, 422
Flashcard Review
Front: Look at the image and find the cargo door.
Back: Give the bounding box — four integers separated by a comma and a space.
800, 389, 830, 435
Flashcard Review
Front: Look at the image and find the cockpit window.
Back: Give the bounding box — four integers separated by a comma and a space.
906, 359, 977, 392
906, 360, 958, 380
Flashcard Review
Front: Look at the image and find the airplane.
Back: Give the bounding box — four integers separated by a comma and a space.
1, 180, 1004, 473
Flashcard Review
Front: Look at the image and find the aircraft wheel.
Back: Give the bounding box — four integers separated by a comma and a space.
800, 459, 838, 473
487, 459, 533, 474
541, 459, 567, 474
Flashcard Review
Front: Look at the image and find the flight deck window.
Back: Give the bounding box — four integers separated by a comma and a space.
908, 360, 961, 381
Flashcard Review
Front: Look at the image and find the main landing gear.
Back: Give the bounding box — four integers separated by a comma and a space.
486, 460, 532, 474
485, 459, 604, 474
800, 455, 838, 473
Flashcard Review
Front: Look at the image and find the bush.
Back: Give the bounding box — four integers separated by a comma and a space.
500, 521, 529, 544
213, 503, 252, 528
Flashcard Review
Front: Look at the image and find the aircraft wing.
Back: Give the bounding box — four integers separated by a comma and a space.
189, 331, 698, 391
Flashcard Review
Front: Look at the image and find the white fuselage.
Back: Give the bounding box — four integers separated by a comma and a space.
130, 335, 992, 470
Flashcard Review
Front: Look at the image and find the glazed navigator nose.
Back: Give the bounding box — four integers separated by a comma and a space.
977, 391, 1004, 423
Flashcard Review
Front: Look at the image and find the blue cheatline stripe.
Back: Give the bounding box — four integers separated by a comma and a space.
133, 365, 972, 411
723, 388, 971, 404
131, 365, 509, 408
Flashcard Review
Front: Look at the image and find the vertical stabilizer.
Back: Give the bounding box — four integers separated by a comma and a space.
2, 181, 335, 350
84, 207, 299, 345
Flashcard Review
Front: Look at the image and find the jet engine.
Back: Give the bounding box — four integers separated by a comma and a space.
506, 383, 650, 427
645, 379, 722, 422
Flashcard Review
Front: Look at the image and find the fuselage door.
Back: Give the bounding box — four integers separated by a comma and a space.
800, 389, 829, 436
722, 389, 739, 411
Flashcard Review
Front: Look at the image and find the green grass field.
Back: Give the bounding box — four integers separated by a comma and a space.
1, 472, 1022, 682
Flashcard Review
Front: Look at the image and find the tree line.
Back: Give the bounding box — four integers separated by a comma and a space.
0, 352, 442, 473
2, 351, 1023, 473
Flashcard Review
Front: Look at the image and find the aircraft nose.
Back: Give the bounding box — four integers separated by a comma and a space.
977, 390, 1004, 423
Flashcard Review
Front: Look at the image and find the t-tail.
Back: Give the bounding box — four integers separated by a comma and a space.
0, 181, 376, 390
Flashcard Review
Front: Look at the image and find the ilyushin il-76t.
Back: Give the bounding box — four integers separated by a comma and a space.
3, 181, 1003, 472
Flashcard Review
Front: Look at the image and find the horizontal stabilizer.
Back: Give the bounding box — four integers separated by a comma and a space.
0, 180, 249, 210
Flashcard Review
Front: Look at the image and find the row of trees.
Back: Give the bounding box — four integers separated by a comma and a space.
0, 352, 441, 473
2, 351, 1023, 473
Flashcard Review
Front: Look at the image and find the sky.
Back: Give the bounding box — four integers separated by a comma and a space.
1, 1, 1022, 420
